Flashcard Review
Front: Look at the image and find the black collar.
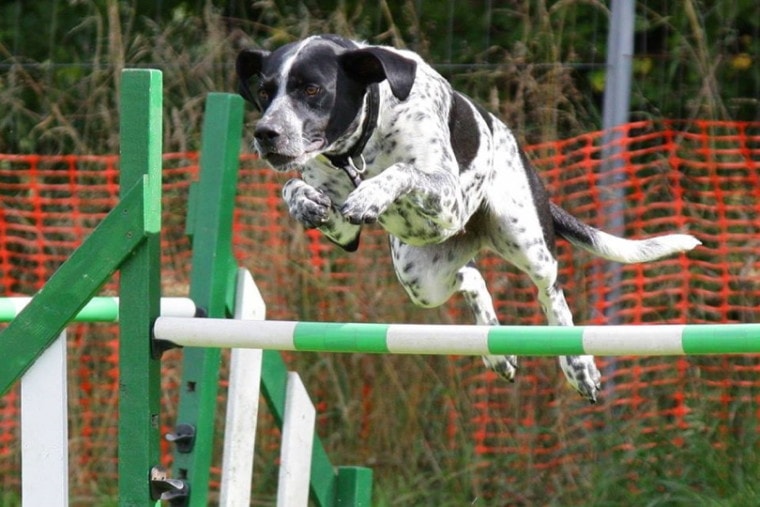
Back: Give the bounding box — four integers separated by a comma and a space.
325, 83, 380, 187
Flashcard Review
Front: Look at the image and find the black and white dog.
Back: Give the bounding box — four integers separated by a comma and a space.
236, 35, 700, 403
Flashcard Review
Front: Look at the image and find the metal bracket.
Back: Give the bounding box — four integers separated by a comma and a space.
150, 466, 189, 506
151, 337, 181, 359
165, 423, 196, 453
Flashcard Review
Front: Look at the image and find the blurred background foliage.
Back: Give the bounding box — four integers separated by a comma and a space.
0, 0, 758, 154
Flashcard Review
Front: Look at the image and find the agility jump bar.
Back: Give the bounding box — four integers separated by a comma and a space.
153, 318, 760, 356
0, 297, 196, 323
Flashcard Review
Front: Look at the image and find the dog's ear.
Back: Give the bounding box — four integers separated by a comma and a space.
236, 48, 270, 108
339, 47, 417, 101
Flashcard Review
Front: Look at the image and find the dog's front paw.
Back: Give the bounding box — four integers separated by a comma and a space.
482, 355, 518, 382
283, 180, 332, 228
339, 181, 393, 225
559, 355, 602, 404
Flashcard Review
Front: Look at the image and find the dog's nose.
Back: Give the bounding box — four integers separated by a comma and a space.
254, 125, 281, 145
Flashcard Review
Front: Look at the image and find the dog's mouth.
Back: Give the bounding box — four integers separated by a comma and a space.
259, 138, 326, 170
262, 152, 297, 169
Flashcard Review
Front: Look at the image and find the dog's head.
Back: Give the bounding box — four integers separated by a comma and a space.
236, 35, 417, 171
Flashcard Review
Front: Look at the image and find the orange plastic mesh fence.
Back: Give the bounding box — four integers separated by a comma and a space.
1, 120, 760, 501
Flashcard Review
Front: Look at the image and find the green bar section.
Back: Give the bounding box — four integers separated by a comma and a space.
73, 297, 120, 322
294, 322, 391, 353
487, 326, 586, 356
682, 324, 760, 355
0, 299, 19, 321
118, 68, 163, 506
0, 178, 150, 396
173, 93, 244, 506
335, 466, 373, 506
260, 350, 288, 428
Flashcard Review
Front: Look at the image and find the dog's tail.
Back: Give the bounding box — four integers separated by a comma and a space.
550, 202, 701, 263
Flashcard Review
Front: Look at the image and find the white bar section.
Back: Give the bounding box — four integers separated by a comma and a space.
220, 269, 266, 507
21, 332, 69, 507
386, 324, 491, 355
159, 297, 197, 318
277, 372, 316, 507
582, 325, 686, 355
154, 317, 298, 350
11, 297, 31, 315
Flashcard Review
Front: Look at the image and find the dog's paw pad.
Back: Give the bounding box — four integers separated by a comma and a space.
290, 200, 331, 228
559, 355, 602, 404
482, 355, 518, 382
340, 202, 380, 224
340, 181, 394, 224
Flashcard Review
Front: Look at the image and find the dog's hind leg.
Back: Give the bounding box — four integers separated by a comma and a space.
539, 281, 601, 403
522, 253, 602, 403
482, 165, 602, 401
390, 238, 517, 381
456, 263, 518, 381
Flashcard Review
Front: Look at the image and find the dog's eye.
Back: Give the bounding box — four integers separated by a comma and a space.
257, 89, 270, 102
304, 85, 321, 97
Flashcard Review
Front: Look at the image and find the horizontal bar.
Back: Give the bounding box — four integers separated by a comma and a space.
0, 297, 196, 323
153, 318, 760, 356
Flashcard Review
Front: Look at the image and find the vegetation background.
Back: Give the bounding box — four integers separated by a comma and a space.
1, 0, 758, 156
1, 1, 760, 505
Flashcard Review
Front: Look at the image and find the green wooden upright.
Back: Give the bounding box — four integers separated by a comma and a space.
0, 70, 373, 505
173, 93, 244, 506
117, 69, 164, 506
178, 92, 373, 506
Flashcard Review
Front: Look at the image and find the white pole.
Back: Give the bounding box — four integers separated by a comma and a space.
21, 331, 69, 507
15, 296, 195, 507
153, 318, 760, 356
599, 0, 636, 396
0, 296, 196, 322
276, 372, 316, 507
219, 269, 266, 506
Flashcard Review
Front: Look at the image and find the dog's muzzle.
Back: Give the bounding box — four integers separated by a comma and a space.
253, 122, 326, 170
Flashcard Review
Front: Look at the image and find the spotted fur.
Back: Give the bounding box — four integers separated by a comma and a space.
236, 35, 701, 403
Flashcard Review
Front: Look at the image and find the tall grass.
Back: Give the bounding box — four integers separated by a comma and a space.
0, 2, 578, 153
0, 1, 242, 154
1, 1, 756, 154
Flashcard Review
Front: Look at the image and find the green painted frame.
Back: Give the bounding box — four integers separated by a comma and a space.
0, 71, 372, 506
117, 69, 164, 505
176, 92, 372, 506
172, 92, 244, 505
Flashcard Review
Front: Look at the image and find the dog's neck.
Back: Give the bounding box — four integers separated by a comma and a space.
325, 83, 380, 187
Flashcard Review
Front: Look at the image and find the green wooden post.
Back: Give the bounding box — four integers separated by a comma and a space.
336, 467, 373, 506
172, 93, 243, 506
118, 69, 164, 506
176, 91, 372, 505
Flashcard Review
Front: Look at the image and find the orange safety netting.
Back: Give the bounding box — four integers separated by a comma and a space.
1, 120, 760, 502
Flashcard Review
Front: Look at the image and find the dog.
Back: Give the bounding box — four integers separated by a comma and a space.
235, 34, 700, 403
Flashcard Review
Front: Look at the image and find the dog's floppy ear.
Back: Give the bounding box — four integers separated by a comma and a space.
339, 47, 417, 101
236, 48, 270, 108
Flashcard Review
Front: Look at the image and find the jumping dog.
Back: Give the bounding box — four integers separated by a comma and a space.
236, 35, 700, 402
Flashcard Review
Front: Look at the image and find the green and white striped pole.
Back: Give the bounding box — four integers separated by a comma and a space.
0, 297, 195, 323
154, 318, 760, 356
